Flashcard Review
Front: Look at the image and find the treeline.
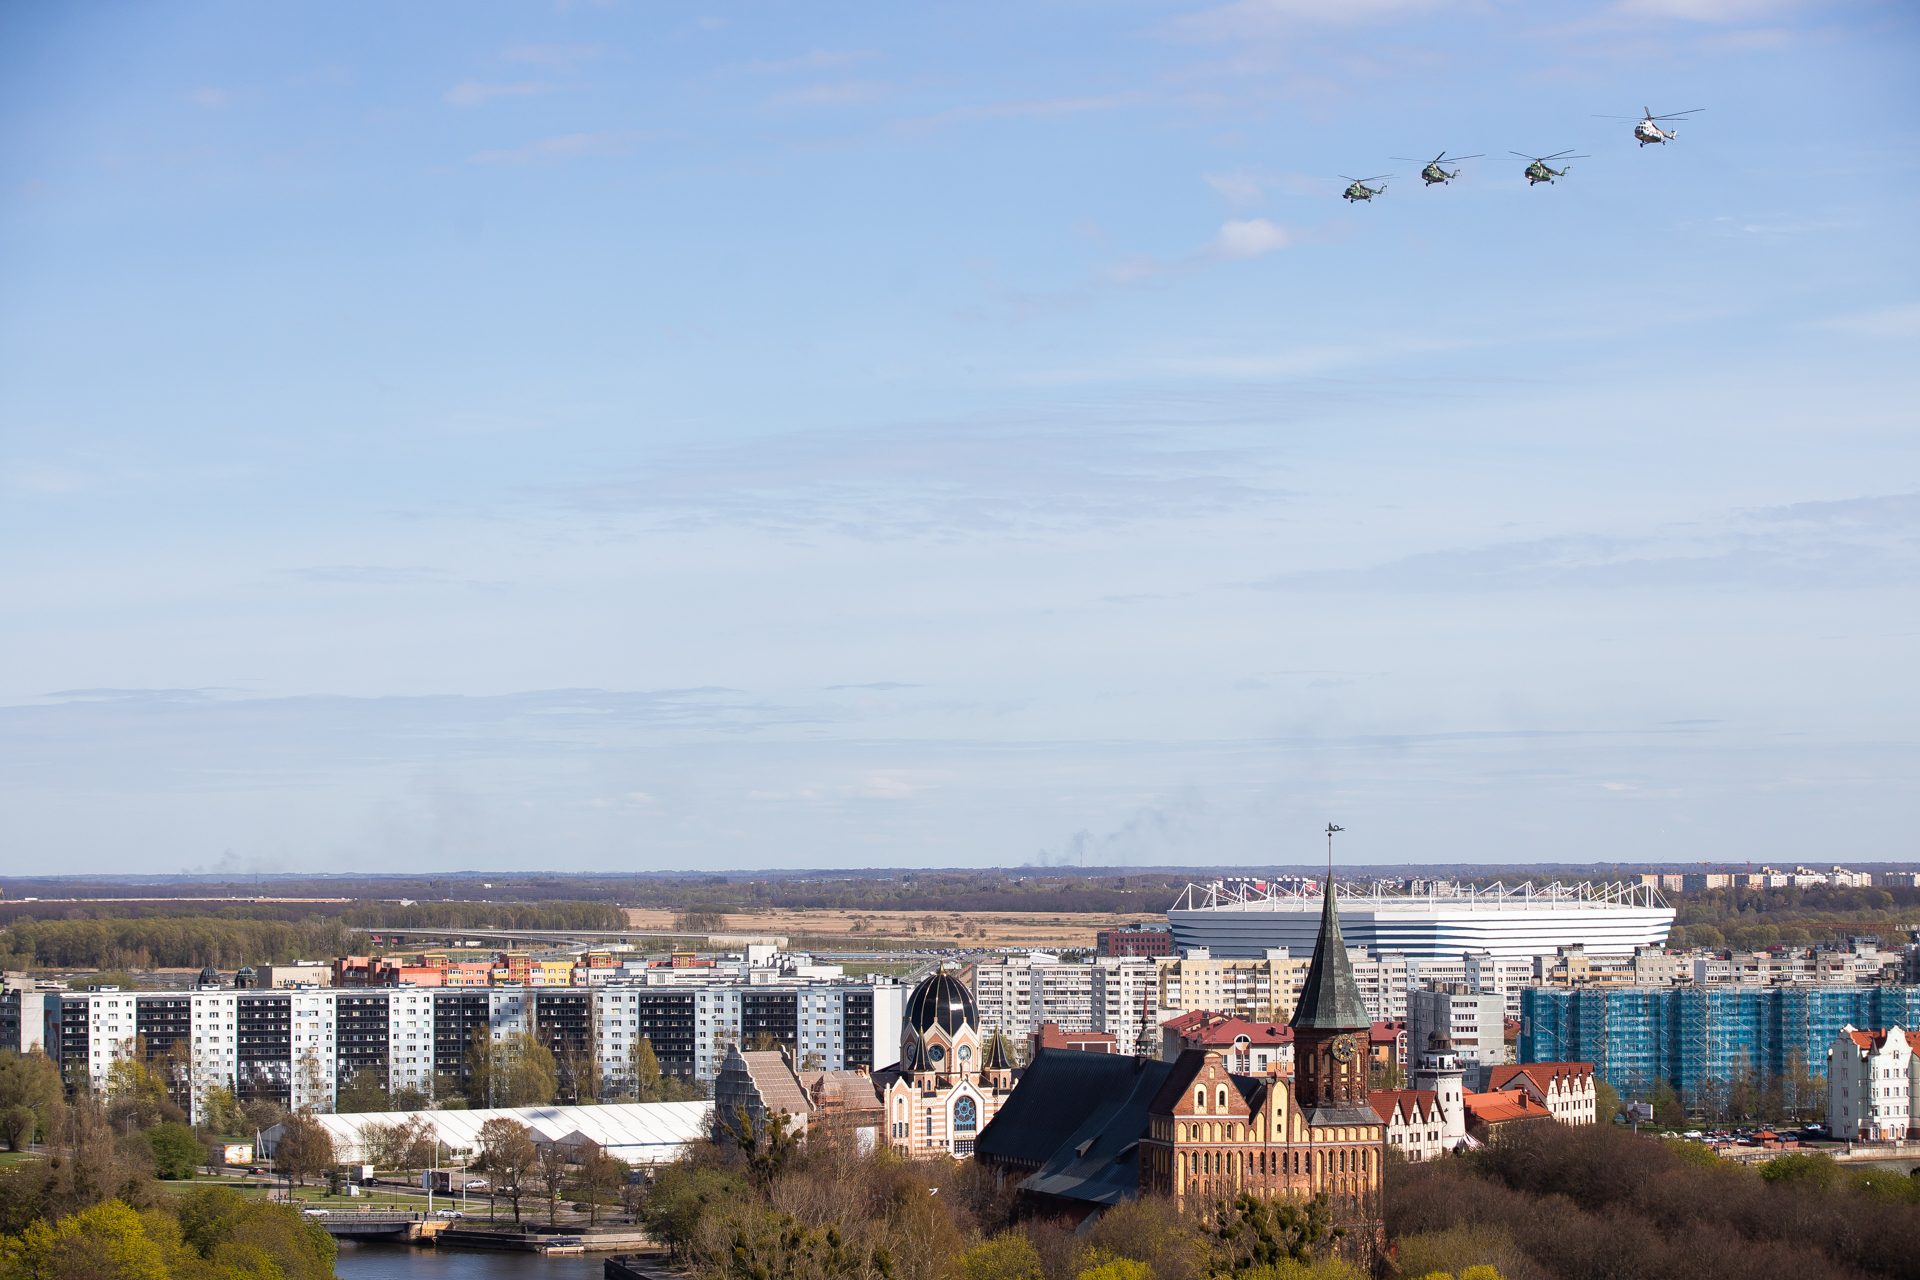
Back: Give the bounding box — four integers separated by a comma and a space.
1667, 883, 1920, 950
1388, 1114, 1917, 1280
0, 916, 366, 971
630, 873, 1189, 916
337, 900, 624, 931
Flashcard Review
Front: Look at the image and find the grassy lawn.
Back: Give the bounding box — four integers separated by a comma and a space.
0, 1151, 45, 1166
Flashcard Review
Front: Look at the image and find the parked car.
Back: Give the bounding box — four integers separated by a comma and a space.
434, 1210, 464, 1219
464, 1180, 489, 1190
302, 1209, 329, 1218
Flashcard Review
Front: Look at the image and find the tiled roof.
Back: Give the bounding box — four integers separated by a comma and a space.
736, 1049, 814, 1120
1169, 1015, 1292, 1048
1367, 1088, 1438, 1125
1489, 1062, 1593, 1095
1464, 1090, 1551, 1127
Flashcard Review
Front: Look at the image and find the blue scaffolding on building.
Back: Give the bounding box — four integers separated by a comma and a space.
1520, 986, 1920, 1100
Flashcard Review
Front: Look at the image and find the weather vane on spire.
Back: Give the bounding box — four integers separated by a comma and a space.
1325, 823, 1343, 874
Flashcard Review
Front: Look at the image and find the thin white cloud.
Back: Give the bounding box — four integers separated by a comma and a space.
746, 49, 880, 75
1812, 303, 1920, 340
446, 80, 558, 108
1167, 0, 1462, 41
469, 130, 646, 166
770, 80, 892, 107
898, 94, 1136, 133
505, 43, 606, 71
1609, 0, 1797, 20
1213, 218, 1294, 259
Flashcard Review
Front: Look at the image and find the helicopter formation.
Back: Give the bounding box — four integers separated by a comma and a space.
1342, 108, 1701, 199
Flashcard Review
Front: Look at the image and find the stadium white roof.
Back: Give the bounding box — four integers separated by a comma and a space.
261, 1100, 710, 1166
1167, 881, 1675, 960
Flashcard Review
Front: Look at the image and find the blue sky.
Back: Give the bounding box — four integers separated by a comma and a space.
1, 0, 1915, 875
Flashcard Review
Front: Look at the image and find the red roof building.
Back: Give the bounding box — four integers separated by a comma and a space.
1487, 1062, 1598, 1125
1160, 1010, 1293, 1075
1029, 1022, 1120, 1056
1463, 1088, 1554, 1137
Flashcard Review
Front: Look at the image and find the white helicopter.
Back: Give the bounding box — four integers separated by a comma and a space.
1595, 107, 1703, 146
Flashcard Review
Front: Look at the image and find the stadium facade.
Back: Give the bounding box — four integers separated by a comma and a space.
1166, 880, 1674, 962
1521, 985, 1920, 1100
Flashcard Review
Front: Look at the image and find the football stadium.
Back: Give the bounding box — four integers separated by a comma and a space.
1166, 879, 1675, 961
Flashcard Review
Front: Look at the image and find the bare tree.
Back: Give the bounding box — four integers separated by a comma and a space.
475, 1117, 538, 1224
535, 1141, 574, 1226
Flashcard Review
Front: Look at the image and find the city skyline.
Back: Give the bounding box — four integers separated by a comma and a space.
2, 1, 1915, 873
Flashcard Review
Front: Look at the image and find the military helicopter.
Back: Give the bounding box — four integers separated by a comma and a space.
1595, 107, 1703, 146
1511, 151, 1586, 185
1390, 152, 1483, 186
1341, 174, 1392, 202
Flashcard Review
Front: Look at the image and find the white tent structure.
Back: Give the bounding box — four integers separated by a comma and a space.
261, 1100, 711, 1167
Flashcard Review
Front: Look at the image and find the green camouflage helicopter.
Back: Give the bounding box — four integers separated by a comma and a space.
1390, 152, 1483, 185
1341, 174, 1392, 202
1511, 150, 1587, 185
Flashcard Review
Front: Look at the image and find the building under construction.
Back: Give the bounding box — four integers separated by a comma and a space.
1520, 985, 1920, 1100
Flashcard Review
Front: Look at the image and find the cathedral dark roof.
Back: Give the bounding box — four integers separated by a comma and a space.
905, 970, 977, 1035
1288, 876, 1371, 1031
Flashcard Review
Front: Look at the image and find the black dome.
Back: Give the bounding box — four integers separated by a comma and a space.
905, 971, 976, 1035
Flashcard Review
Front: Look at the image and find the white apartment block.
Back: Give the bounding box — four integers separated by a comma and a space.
969, 954, 1158, 1055
1409, 985, 1509, 1070
1154, 950, 1309, 1023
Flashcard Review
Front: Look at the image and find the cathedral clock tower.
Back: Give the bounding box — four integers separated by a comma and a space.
1288, 874, 1375, 1118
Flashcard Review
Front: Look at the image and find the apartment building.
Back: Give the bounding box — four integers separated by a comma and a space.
1154, 949, 1309, 1023
968, 954, 1157, 1055
1409, 985, 1509, 1075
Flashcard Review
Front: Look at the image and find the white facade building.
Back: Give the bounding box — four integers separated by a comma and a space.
1828, 1024, 1915, 1142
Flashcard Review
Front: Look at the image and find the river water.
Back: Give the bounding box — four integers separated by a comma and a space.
334, 1242, 611, 1280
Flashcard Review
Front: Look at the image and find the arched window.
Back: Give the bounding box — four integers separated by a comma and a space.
953, 1096, 977, 1132
1217, 1086, 1229, 1109
1195, 1087, 1205, 1109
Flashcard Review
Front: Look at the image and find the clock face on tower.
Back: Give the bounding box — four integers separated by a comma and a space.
1331, 1035, 1357, 1064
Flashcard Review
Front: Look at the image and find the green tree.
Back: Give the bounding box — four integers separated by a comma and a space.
466, 1033, 557, 1108
1761, 1151, 1839, 1190
0, 1106, 35, 1153
332, 1068, 389, 1115
195, 1085, 244, 1138
961, 1232, 1045, 1280
638, 1166, 752, 1261
1593, 1080, 1621, 1123
1205, 1191, 1344, 1273
1, 1199, 168, 1280
104, 1052, 176, 1131
1076, 1259, 1153, 1280
0, 1051, 62, 1150
147, 1123, 202, 1180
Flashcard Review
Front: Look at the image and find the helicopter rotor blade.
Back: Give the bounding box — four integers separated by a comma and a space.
1442, 154, 1484, 162
1649, 109, 1704, 119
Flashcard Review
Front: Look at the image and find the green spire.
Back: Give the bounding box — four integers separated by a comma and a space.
1288, 875, 1371, 1031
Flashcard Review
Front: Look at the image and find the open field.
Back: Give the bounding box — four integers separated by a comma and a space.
623, 906, 1162, 950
